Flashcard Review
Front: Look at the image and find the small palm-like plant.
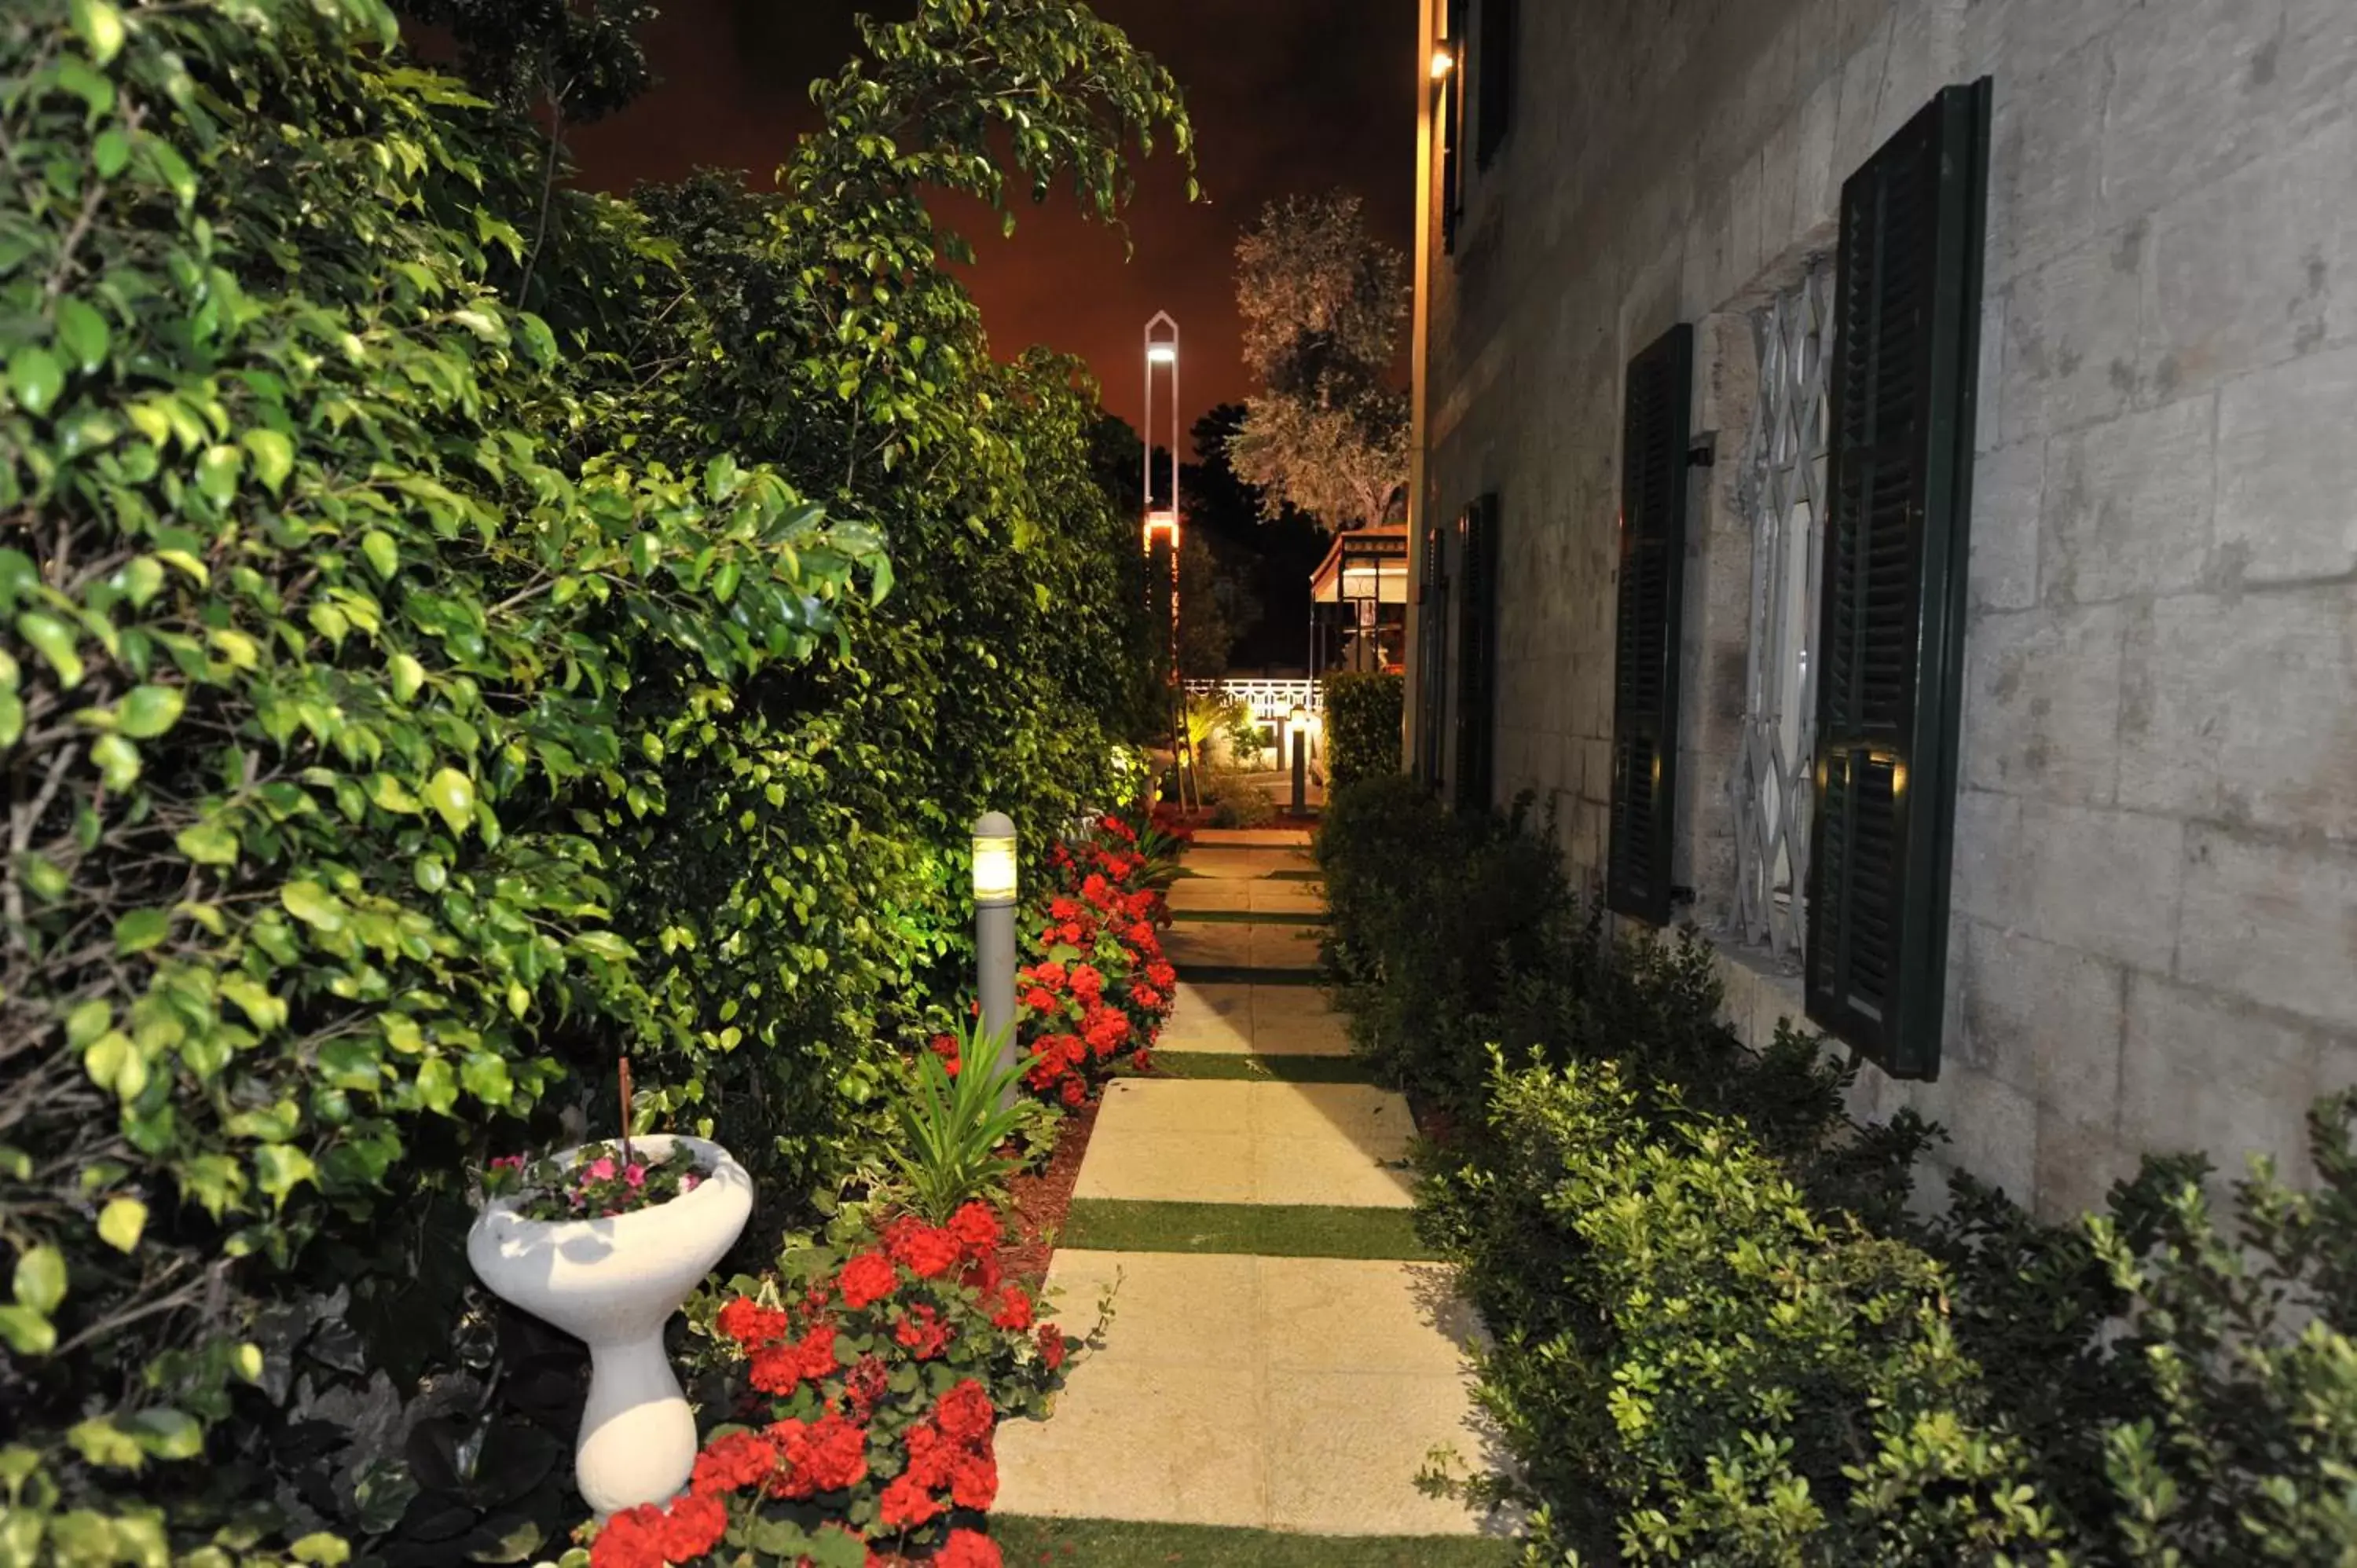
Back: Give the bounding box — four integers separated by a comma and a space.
889, 1019, 1041, 1223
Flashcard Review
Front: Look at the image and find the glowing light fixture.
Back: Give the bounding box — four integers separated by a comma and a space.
1430, 46, 1456, 79
1146, 343, 1178, 365
971, 812, 1017, 907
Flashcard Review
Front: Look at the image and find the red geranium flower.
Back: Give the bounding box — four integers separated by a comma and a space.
936, 1379, 995, 1445
877, 1471, 941, 1530
691, 1428, 778, 1497
715, 1296, 788, 1350
1037, 1323, 1067, 1369
1146, 960, 1177, 991
768, 1409, 869, 1497
894, 1302, 951, 1360
1059, 1078, 1085, 1108
883, 1217, 963, 1280
656, 1494, 728, 1562
838, 1251, 899, 1310
1132, 984, 1164, 1012
1021, 985, 1058, 1013
588, 1505, 666, 1568
948, 1448, 999, 1509
990, 1286, 1033, 1331
948, 1200, 1002, 1258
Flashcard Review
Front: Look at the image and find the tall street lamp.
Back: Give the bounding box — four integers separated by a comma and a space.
1290, 703, 1313, 815
972, 811, 1018, 1108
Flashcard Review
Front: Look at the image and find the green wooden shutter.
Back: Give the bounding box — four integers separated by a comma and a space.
1805, 80, 1991, 1079
1417, 522, 1449, 786
1475, 0, 1516, 169
1441, 0, 1468, 253
1605, 324, 1693, 925
1453, 496, 1498, 812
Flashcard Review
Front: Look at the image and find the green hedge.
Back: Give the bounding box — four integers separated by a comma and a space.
1319, 670, 1402, 792
1318, 776, 2357, 1566
0, 0, 1186, 1559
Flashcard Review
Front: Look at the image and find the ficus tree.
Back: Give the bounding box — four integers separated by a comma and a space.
1229, 190, 1411, 534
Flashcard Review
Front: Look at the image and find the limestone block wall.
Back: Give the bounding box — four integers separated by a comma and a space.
1420, 0, 2357, 1214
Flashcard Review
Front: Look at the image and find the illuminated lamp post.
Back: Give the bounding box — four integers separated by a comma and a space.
972, 811, 1018, 1108
1290, 703, 1313, 815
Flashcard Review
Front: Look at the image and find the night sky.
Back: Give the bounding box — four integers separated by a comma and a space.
565, 0, 1418, 434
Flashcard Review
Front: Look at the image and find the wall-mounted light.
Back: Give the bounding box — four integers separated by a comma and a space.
1430, 46, 1457, 79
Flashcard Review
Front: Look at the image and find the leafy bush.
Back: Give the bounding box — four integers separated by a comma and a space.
0, 0, 1189, 1557
1424, 1058, 2057, 1563
1204, 772, 1276, 828
1327, 780, 2357, 1566
889, 1029, 1040, 1225
1320, 671, 1403, 790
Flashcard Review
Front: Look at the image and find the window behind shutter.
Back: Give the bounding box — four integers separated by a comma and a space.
1453, 496, 1498, 812
1417, 522, 1449, 786
1805, 80, 1991, 1079
1605, 325, 1693, 924
1475, 0, 1516, 169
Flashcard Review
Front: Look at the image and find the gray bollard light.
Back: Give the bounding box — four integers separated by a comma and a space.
1289, 703, 1310, 815
971, 811, 1019, 1109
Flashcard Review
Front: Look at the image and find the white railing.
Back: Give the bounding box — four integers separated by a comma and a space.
1184, 678, 1321, 724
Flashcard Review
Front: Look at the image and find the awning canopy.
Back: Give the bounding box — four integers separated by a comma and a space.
1309, 525, 1411, 604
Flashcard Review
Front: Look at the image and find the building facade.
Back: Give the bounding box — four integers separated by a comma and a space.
1405, 0, 2357, 1215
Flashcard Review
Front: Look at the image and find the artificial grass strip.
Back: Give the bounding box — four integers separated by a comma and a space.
1144, 1051, 1373, 1085
991, 1517, 1518, 1566
1180, 964, 1325, 987
1266, 868, 1324, 881
1060, 1199, 1437, 1261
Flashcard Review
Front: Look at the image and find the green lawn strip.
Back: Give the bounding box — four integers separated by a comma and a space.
1266, 868, 1323, 881
1060, 1199, 1437, 1261
1139, 1051, 1373, 1085
1164, 908, 1325, 926
992, 1517, 1517, 1566
1180, 964, 1325, 987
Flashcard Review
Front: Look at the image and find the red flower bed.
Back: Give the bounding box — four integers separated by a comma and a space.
588, 1203, 1069, 1568
1007, 811, 1179, 1107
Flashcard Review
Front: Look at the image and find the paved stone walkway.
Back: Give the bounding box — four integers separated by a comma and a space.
998, 826, 1508, 1544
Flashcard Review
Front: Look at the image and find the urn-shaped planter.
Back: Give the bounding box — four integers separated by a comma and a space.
467, 1134, 753, 1515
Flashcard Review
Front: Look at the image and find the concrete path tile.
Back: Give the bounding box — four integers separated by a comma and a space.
1191, 828, 1314, 848
1166, 880, 1255, 914
1252, 988, 1353, 1057
1178, 848, 1266, 880
1074, 1130, 1258, 1204
1248, 884, 1328, 914
1259, 1259, 1487, 1376
1161, 922, 1257, 970
1249, 924, 1324, 970
1160, 983, 1254, 1053
1000, 1252, 1501, 1537
1251, 1082, 1409, 1145
1265, 1371, 1497, 1535
1252, 1137, 1416, 1207
996, 1362, 1270, 1528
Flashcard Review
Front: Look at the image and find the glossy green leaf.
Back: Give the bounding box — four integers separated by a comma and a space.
194, 444, 243, 504
361, 529, 398, 580
69, 0, 126, 64
174, 821, 237, 865
12, 1245, 65, 1314
90, 733, 138, 789
279, 881, 345, 932
115, 683, 183, 738
8, 347, 63, 416
423, 767, 475, 836
241, 427, 293, 493
55, 298, 111, 375
112, 907, 170, 953
17, 612, 84, 687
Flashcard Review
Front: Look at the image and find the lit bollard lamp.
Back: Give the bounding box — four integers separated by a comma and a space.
1289, 704, 1310, 815
971, 811, 1020, 1109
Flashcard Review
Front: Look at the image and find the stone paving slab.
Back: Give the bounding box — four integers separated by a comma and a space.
1072, 1079, 1414, 1207
1189, 827, 1315, 848
1000, 1251, 1499, 1537
1163, 921, 1324, 974
1160, 984, 1351, 1057
1178, 847, 1320, 880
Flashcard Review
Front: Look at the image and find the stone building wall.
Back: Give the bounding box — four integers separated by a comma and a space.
1417, 0, 2357, 1214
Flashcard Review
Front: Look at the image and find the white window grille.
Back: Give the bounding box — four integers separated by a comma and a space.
1731, 262, 1831, 963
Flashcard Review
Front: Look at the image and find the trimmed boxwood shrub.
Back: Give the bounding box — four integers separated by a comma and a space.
1319, 670, 1402, 791
1319, 776, 2357, 1566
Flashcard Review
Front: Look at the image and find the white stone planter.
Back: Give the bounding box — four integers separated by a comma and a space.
467, 1134, 753, 1516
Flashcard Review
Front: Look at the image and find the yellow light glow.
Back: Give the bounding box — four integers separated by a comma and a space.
972, 815, 1017, 905
1430, 46, 1456, 79
1146, 343, 1178, 365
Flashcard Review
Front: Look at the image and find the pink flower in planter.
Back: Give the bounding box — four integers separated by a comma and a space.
490, 1154, 526, 1172
585, 1156, 618, 1182
683, 1172, 703, 1192
625, 1163, 647, 1189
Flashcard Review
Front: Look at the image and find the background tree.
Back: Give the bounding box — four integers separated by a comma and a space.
1229, 190, 1411, 533
1177, 532, 1261, 676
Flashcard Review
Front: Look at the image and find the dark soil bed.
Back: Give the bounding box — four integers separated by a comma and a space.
1003, 1091, 1102, 1286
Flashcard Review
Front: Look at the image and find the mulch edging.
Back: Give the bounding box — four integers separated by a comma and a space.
1003, 1091, 1102, 1286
